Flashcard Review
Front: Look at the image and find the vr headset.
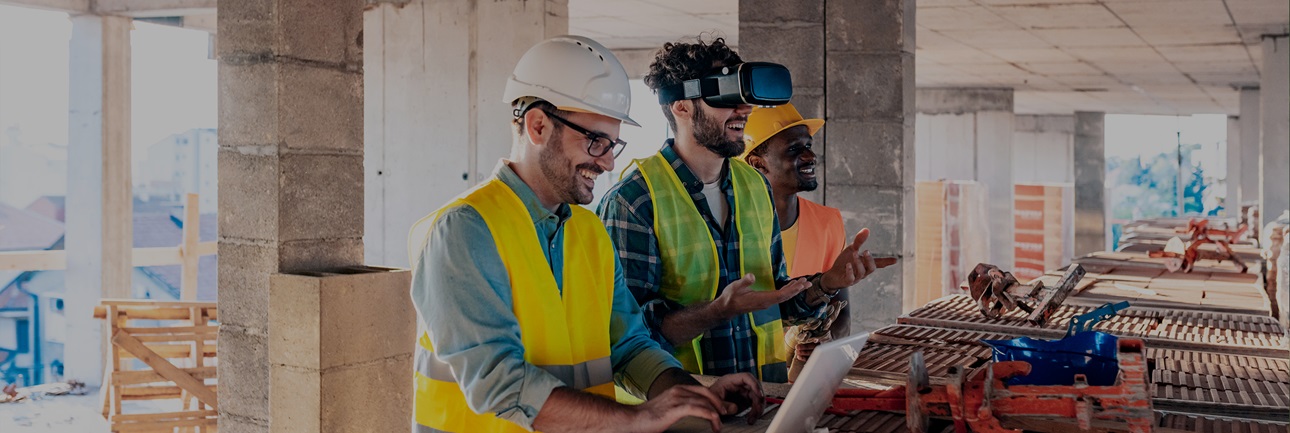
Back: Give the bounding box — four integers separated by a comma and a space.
656, 62, 793, 108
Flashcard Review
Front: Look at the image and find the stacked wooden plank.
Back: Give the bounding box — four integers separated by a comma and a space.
1058, 251, 1270, 316
94, 299, 218, 433
1119, 217, 1256, 245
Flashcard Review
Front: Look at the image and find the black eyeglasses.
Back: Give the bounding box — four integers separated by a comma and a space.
543, 111, 628, 158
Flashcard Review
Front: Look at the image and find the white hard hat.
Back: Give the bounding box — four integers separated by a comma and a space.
504, 35, 639, 127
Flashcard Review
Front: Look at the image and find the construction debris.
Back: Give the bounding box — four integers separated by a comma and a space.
965, 262, 1086, 325
829, 339, 1154, 433
1148, 218, 1250, 273
0, 381, 86, 404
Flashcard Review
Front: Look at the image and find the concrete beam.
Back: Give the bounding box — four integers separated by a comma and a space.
613, 48, 657, 81
65, 13, 133, 388
916, 87, 1014, 115
0, 0, 88, 13
135, 14, 216, 33
92, 0, 214, 17
1261, 35, 1290, 219
1073, 111, 1106, 256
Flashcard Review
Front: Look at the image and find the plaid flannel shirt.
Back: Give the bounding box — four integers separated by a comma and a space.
596, 140, 822, 378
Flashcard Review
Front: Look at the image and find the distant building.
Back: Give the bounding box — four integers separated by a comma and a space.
0, 200, 217, 386
137, 128, 217, 212
25, 196, 64, 222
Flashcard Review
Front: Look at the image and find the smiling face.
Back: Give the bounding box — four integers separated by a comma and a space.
536, 110, 621, 205
691, 100, 753, 158
753, 125, 818, 194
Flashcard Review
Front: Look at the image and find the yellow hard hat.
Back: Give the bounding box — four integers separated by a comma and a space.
741, 102, 825, 160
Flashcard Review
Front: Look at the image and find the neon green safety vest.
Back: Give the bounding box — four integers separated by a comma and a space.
634, 152, 788, 382
407, 178, 616, 433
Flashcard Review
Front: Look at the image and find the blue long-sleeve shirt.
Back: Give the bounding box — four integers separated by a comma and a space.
408, 161, 681, 431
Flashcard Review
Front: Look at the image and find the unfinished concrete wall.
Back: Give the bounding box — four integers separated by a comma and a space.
1073, 111, 1106, 257
738, 0, 827, 206
742, 0, 917, 331
1239, 88, 1261, 209
1013, 115, 1074, 184
363, 0, 569, 267
915, 88, 1014, 267
217, 0, 366, 430
64, 14, 132, 387
1227, 115, 1240, 215
1261, 35, 1289, 218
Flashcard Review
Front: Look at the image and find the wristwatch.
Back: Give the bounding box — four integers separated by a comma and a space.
808, 274, 836, 303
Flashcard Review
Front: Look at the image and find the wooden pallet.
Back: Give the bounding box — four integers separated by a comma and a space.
95, 299, 218, 433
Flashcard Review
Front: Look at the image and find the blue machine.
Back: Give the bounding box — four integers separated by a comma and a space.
982, 301, 1131, 386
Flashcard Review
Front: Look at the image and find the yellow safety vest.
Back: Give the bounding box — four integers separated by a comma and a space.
633, 153, 788, 382
407, 178, 616, 433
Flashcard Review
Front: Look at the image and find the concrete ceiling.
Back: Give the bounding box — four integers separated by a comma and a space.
569, 0, 1289, 115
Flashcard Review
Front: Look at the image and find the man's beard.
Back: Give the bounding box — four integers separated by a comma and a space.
797, 175, 819, 192
691, 104, 745, 158
538, 128, 600, 205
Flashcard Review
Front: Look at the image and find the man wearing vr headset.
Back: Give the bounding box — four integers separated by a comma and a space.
407, 35, 763, 433
597, 38, 881, 384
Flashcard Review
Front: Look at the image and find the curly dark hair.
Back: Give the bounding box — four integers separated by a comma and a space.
643, 37, 743, 132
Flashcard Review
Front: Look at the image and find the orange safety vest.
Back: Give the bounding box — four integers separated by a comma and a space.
786, 197, 846, 277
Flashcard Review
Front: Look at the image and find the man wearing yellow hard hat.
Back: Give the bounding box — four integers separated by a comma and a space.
741, 103, 896, 380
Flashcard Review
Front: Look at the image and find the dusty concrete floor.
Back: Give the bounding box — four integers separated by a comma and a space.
1, 387, 208, 432
0, 388, 109, 433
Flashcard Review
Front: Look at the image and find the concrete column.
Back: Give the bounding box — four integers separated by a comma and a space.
1073, 111, 1106, 256
743, 0, 916, 331
1239, 88, 1260, 209
739, 0, 827, 205
1226, 115, 1240, 215
1013, 115, 1074, 184
217, 0, 366, 430
1261, 35, 1289, 218
64, 14, 132, 388
915, 88, 1015, 266
363, 0, 567, 267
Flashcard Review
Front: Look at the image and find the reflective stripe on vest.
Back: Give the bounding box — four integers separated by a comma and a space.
407, 178, 616, 433
414, 348, 612, 391
633, 153, 787, 382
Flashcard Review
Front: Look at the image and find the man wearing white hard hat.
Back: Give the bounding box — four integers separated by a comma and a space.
406, 35, 763, 433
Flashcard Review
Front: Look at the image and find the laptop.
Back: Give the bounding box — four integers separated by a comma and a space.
665, 332, 871, 433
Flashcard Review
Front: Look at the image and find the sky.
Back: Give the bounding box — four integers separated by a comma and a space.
1105, 113, 1229, 181
0, 5, 217, 192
